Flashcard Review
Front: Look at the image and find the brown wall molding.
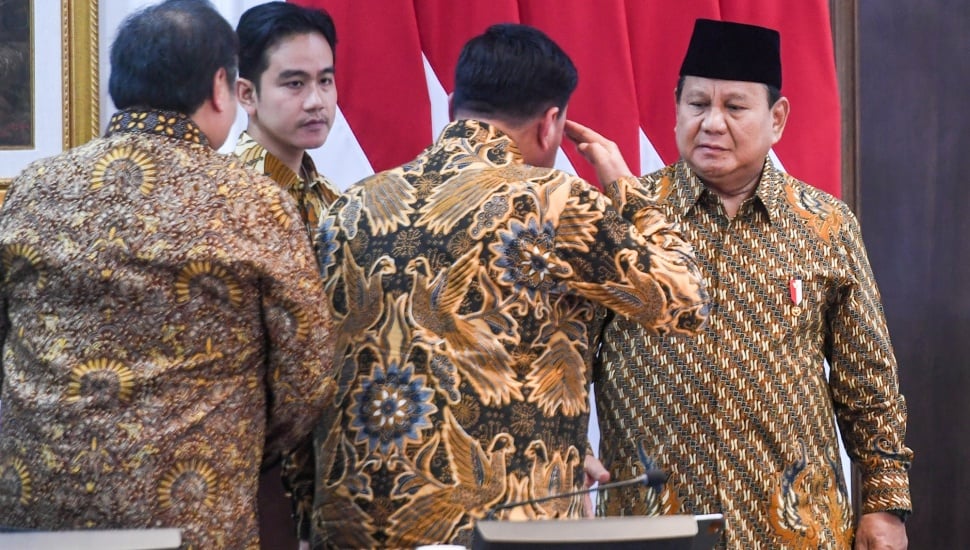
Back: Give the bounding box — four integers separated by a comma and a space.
831, 0, 860, 216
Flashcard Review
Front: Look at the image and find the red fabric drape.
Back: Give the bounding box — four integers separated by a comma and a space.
291, 0, 431, 172
293, 0, 841, 196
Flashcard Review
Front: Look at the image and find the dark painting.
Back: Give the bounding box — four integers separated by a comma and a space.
0, 0, 31, 148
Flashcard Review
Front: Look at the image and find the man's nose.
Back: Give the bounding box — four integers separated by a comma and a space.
700, 107, 726, 133
305, 85, 326, 110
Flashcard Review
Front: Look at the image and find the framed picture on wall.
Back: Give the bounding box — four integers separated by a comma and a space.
0, 0, 31, 150
0, 0, 98, 203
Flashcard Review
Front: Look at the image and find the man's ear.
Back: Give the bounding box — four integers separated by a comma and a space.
537, 105, 562, 152
235, 76, 258, 116
770, 96, 790, 145
210, 67, 234, 114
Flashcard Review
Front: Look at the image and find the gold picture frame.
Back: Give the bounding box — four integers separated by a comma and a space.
62, 0, 100, 151
0, 0, 99, 203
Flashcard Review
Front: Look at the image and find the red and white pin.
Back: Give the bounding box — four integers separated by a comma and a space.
789, 277, 803, 306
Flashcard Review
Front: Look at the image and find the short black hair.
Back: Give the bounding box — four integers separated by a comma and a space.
452, 23, 578, 123
237, 1, 337, 89
675, 75, 781, 107
108, 0, 237, 114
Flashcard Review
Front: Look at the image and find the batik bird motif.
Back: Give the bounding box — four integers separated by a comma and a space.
524, 440, 583, 518
310, 422, 379, 550
571, 248, 667, 330
405, 243, 522, 406
330, 245, 395, 404
355, 170, 416, 236
415, 155, 550, 236
386, 408, 515, 547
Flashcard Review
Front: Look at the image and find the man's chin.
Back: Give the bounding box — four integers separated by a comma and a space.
689, 162, 728, 178
296, 133, 330, 151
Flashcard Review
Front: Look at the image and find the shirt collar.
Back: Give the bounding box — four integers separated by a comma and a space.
235, 130, 322, 191
105, 108, 208, 147
671, 157, 785, 225
754, 158, 786, 224
435, 119, 524, 165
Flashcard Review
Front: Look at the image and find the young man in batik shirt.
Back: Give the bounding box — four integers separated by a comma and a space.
234, 2, 341, 242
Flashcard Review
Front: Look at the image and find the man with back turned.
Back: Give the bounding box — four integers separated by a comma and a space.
299, 23, 711, 548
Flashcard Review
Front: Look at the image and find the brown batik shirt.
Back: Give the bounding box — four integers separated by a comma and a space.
0, 109, 337, 549
595, 159, 913, 549
290, 119, 711, 549
234, 131, 341, 242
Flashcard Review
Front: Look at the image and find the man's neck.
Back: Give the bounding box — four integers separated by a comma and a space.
701, 173, 761, 220
246, 127, 305, 176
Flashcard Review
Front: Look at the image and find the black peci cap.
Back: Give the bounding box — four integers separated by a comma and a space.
679, 18, 782, 90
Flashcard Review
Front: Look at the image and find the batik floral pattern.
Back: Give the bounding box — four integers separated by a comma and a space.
0, 109, 337, 549
292, 120, 710, 548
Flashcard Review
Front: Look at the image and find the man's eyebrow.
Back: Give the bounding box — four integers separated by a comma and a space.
278, 67, 335, 79
682, 89, 710, 99
277, 69, 310, 80
721, 90, 754, 101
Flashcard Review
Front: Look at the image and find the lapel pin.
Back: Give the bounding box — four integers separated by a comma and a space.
789, 276, 803, 306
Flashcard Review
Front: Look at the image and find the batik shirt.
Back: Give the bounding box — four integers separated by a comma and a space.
595, 159, 913, 549
234, 130, 341, 242
0, 109, 337, 549
234, 132, 340, 540
291, 119, 710, 549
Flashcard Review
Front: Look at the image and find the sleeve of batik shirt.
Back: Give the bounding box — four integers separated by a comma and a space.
564, 175, 709, 336
826, 204, 913, 514
281, 205, 348, 539
250, 179, 338, 468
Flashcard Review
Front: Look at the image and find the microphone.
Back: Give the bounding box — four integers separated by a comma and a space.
484, 469, 668, 520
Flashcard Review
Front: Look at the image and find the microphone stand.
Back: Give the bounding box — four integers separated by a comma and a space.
485, 472, 663, 520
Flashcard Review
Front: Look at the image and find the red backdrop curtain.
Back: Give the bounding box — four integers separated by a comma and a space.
292, 0, 840, 197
